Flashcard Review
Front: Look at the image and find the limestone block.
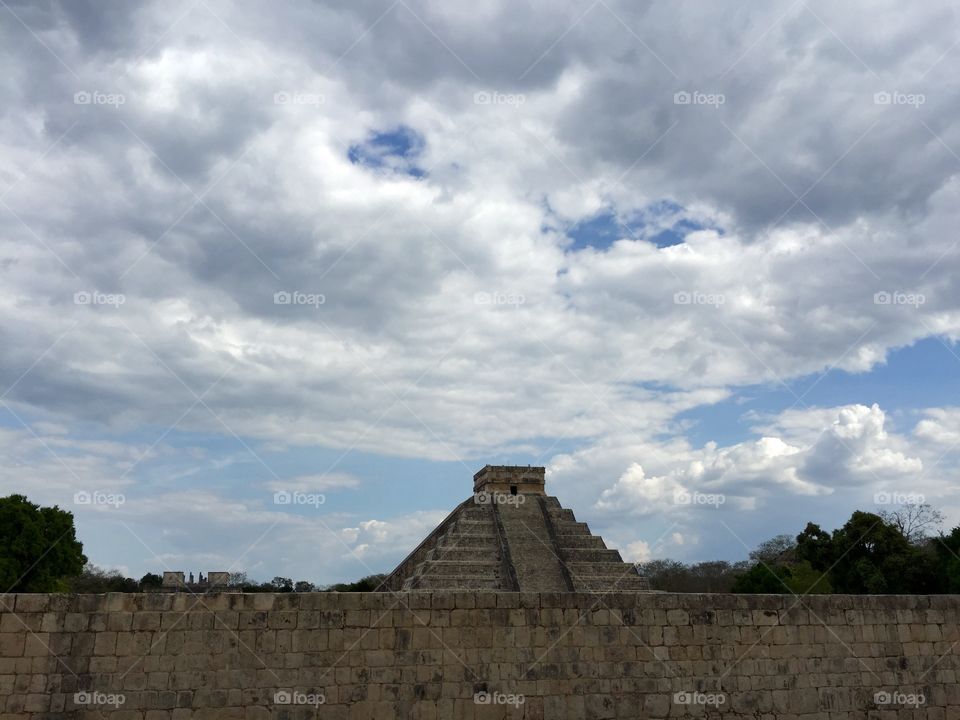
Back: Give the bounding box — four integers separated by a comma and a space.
0, 634, 25, 657
13, 597, 49, 614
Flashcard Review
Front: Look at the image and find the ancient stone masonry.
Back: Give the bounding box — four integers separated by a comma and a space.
382, 466, 651, 592
2, 591, 959, 718
3, 466, 958, 717
158, 572, 229, 593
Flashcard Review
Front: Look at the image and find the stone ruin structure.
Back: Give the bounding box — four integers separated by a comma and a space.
3, 464, 958, 717
158, 570, 229, 592
384, 465, 650, 592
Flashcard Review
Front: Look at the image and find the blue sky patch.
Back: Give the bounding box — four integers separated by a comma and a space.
567, 210, 633, 250
675, 336, 960, 448
565, 201, 718, 251
348, 126, 426, 178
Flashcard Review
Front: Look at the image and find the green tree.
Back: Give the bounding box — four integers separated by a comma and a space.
731, 562, 793, 593
0, 494, 86, 592
634, 559, 689, 591
66, 563, 138, 593
325, 574, 388, 592
634, 560, 748, 593
270, 576, 294, 592
731, 560, 831, 594
139, 572, 163, 590
795, 522, 833, 571
734, 531, 830, 595
749, 534, 796, 564
783, 561, 832, 594
934, 527, 960, 593
829, 511, 936, 593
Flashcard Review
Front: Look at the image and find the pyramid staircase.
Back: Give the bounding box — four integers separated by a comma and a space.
542, 497, 651, 592
385, 490, 650, 592
397, 502, 509, 591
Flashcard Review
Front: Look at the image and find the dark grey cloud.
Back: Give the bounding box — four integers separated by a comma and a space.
7, 0, 960, 582
0, 0, 958, 475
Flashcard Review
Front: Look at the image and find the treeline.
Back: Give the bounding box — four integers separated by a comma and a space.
635, 559, 749, 593
640, 503, 960, 594
66, 565, 163, 593
224, 572, 387, 593
8, 491, 960, 595
63, 567, 389, 594
0, 492, 386, 593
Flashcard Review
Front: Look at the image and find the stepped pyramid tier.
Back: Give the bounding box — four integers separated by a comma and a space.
383, 465, 652, 592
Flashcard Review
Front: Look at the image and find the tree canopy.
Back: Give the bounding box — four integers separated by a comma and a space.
731, 506, 951, 595
0, 494, 86, 592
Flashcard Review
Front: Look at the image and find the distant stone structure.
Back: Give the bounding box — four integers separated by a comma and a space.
160, 571, 184, 589
472, 464, 546, 495
384, 465, 650, 592
207, 571, 230, 587
158, 570, 229, 592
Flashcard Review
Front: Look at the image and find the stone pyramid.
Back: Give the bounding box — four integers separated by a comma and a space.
383, 465, 651, 592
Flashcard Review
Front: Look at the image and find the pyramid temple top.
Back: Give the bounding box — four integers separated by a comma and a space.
472, 465, 545, 495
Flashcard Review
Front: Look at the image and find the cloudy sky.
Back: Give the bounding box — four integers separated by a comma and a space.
2, 0, 959, 584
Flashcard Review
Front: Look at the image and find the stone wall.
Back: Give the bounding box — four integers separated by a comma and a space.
1, 591, 958, 718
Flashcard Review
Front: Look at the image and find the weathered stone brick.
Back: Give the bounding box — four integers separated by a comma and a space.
2, 591, 959, 718
0, 632, 26, 656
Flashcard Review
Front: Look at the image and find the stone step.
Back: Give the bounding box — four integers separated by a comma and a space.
435, 535, 498, 548
443, 525, 498, 536
496, 496, 571, 592
428, 547, 499, 562
573, 574, 651, 592
555, 535, 607, 549
565, 562, 641, 577
408, 576, 502, 591
453, 519, 497, 532
444, 532, 497, 545
448, 534, 498, 544
546, 507, 576, 522
416, 560, 501, 576
457, 505, 494, 520
560, 548, 623, 563
553, 521, 592, 536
